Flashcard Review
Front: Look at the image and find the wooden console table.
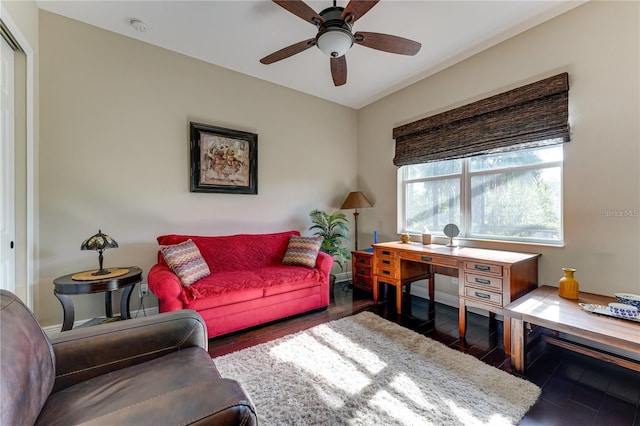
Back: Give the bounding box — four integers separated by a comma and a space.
506, 285, 640, 373
372, 242, 540, 355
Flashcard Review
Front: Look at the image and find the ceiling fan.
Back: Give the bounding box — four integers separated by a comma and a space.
260, 0, 421, 86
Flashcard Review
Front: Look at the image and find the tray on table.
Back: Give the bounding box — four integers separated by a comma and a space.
579, 303, 640, 323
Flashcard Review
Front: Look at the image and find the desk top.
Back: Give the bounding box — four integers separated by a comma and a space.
506, 285, 640, 349
372, 242, 540, 264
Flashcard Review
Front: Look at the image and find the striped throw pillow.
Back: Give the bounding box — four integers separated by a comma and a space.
282, 236, 323, 268
160, 239, 210, 286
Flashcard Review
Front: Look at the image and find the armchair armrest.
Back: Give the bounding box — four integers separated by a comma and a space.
49, 309, 207, 392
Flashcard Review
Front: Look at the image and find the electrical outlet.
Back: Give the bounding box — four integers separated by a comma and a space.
139, 283, 149, 297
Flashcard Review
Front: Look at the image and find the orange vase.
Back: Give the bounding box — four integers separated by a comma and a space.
559, 268, 579, 299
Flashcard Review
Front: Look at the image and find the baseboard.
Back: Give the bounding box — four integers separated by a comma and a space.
43, 306, 159, 336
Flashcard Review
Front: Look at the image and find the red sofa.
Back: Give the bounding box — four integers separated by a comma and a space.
148, 231, 333, 338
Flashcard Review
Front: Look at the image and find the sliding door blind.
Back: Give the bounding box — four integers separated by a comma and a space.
393, 73, 570, 166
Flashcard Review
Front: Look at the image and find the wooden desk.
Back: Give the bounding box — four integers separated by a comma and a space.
506, 285, 640, 373
372, 242, 540, 354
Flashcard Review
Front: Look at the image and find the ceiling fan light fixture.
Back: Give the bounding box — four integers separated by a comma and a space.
316, 27, 354, 58
264, 0, 421, 86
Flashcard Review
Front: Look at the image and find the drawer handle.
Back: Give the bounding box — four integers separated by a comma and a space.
358, 259, 366, 264
421, 256, 432, 262
475, 278, 491, 285
382, 250, 391, 255
382, 270, 391, 275
474, 265, 491, 272
382, 260, 391, 265
474, 292, 491, 300
357, 269, 366, 274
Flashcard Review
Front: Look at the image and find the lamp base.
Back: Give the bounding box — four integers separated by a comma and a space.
353, 211, 360, 251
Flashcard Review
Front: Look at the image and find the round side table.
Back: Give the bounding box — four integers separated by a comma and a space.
53, 266, 143, 331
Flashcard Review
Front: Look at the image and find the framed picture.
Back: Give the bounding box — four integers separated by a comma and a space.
190, 122, 258, 194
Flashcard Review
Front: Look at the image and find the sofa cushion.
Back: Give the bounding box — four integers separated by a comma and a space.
160, 239, 210, 286
36, 348, 256, 425
157, 231, 300, 272
282, 235, 323, 268
185, 271, 266, 310
183, 266, 324, 310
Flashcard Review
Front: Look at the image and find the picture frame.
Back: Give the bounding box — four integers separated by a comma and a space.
190, 122, 258, 194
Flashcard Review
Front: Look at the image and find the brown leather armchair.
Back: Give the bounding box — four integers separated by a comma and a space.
0, 290, 257, 425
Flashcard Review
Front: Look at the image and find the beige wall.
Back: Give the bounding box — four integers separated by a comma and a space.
37, 11, 357, 326
358, 1, 640, 296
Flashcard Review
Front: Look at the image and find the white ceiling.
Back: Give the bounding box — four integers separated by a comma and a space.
36, 0, 585, 109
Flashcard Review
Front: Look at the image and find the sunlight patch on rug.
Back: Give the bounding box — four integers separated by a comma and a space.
270, 332, 372, 394
214, 311, 540, 425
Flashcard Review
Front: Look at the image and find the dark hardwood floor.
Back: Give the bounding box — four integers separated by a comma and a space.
208, 282, 640, 426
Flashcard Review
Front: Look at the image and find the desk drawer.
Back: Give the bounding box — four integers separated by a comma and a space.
464, 287, 502, 306
354, 264, 372, 279
464, 261, 502, 276
354, 255, 372, 267
464, 273, 503, 291
375, 259, 399, 279
353, 276, 372, 291
401, 251, 459, 268
375, 248, 398, 262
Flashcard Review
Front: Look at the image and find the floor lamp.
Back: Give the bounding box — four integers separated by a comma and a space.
341, 191, 373, 251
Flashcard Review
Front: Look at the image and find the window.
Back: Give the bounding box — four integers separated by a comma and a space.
399, 144, 563, 244
393, 74, 569, 245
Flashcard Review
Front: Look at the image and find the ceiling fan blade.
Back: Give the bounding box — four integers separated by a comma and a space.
273, 0, 324, 25
354, 32, 421, 56
260, 39, 316, 65
330, 56, 347, 87
341, 0, 379, 23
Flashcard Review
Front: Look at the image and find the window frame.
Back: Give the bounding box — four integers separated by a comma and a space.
398, 146, 564, 246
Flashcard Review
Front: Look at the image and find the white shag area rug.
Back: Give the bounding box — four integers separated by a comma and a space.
214, 311, 540, 426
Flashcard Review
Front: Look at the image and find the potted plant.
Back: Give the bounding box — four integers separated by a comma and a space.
308, 209, 351, 289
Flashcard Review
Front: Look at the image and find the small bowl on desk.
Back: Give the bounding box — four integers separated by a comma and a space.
613, 293, 640, 310
608, 302, 639, 318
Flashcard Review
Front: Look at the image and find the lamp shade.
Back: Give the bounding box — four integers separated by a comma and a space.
81, 230, 118, 251
341, 191, 373, 210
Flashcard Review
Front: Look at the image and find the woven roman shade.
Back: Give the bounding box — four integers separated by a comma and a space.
393, 73, 570, 166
